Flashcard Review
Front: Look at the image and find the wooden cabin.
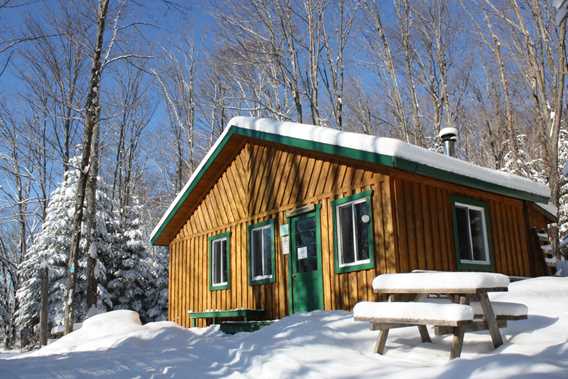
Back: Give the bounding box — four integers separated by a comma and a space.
150, 117, 554, 328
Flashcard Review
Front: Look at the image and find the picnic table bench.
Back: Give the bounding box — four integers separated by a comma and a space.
354, 272, 528, 359
188, 308, 264, 327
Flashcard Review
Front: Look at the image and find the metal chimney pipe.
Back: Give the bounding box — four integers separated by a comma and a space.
438, 127, 458, 157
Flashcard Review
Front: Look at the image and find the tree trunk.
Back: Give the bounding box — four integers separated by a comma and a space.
63, 0, 109, 335
39, 267, 48, 346
550, 20, 567, 260
85, 123, 101, 310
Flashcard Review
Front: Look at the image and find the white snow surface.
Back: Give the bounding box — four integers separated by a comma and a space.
2, 277, 568, 378
353, 301, 474, 322
536, 201, 558, 217
372, 272, 510, 292
470, 301, 528, 317
39, 310, 142, 355
150, 116, 550, 243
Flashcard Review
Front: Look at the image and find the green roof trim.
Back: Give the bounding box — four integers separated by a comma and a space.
234, 127, 548, 203
151, 125, 549, 246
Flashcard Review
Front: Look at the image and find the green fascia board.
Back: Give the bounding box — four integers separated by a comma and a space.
151, 125, 548, 245
208, 232, 231, 291
331, 190, 376, 274
234, 128, 548, 203
248, 219, 277, 285
450, 195, 496, 272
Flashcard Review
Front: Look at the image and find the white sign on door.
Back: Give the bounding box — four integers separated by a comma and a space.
297, 246, 308, 260
281, 235, 290, 255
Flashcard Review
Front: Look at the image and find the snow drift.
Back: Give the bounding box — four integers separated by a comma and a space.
1, 277, 568, 378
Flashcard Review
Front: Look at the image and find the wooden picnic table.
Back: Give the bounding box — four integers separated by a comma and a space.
372, 272, 511, 350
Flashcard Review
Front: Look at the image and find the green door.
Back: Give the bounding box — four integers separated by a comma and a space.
289, 209, 324, 313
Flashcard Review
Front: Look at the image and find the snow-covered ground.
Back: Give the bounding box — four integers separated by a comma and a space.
1, 277, 567, 378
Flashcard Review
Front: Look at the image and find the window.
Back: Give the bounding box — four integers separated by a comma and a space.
452, 198, 492, 269
248, 220, 275, 284
209, 232, 230, 290
332, 190, 375, 273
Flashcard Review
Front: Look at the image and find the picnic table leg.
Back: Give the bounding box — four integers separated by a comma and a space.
191, 318, 196, 328
412, 294, 431, 343
374, 328, 389, 355
418, 325, 431, 343
478, 292, 503, 348
450, 325, 465, 359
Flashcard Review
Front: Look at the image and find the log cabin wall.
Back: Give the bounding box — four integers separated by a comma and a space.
526, 203, 553, 231
168, 142, 397, 327
390, 173, 536, 277
167, 138, 549, 328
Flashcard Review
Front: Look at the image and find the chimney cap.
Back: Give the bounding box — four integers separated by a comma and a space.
438, 127, 458, 140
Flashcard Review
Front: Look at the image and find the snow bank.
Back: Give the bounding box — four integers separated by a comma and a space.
32, 310, 144, 356
353, 301, 474, 322
372, 272, 510, 292
1, 277, 568, 379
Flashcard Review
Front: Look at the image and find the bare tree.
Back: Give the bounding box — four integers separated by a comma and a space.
17, 6, 87, 173
110, 67, 153, 219
481, 0, 567, 256
0, 105, 33, 348
321, 0, 356, 129
63, 0, 110, 335
363, 0, 410, 141
152, 40, 197, 190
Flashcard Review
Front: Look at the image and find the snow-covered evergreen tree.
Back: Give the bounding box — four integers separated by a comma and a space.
501, 132, 568, 246
107, 197, 153, 320
16, 155, 172, 340
557, 129, 568, 238
16, 157, 117, 333
143, 246, 169, 321
501, 134, 547, 182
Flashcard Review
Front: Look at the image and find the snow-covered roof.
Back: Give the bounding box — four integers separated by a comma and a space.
151, 117, 551, 245
535, 201, 558, 218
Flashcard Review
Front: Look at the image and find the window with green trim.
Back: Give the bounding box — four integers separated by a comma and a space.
210, 233, 230, 289
249, 220, 275, 284
454, 202, 491, 265
332, 191, 375, 273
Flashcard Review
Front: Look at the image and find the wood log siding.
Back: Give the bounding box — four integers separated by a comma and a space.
391, 175, 534, 277
169, 143, 396, 327
168, 140, 546, 328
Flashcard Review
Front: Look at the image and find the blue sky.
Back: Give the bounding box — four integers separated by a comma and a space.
0, 0, 215, 120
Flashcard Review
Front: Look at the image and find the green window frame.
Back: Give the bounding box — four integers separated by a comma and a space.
208, 232, 231, 291
332, 190, 375, 274
248, 219, 276, 285
451, 196, 494, 271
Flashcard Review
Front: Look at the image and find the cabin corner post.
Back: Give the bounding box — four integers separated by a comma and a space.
168, 242, 172, 322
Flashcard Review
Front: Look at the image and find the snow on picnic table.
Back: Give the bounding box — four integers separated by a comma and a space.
1, 277, 567, 378
372, 272, 510, 292
353, 301, 474, 322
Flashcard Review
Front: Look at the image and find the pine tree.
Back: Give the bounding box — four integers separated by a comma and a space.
557, 129, 568, 239
501, 134, 547, 182
15, 157, 118, 335
143, 246, 169, 321
106, 197, 153, 320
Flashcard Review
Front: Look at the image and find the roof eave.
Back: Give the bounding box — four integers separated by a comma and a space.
150, 123, 550, 246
